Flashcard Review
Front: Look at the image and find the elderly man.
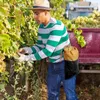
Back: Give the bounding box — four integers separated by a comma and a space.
18, 0, 78, 100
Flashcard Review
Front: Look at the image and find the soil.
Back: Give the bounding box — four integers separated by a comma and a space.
41, 73, 100, 100
0, 73, 100, 100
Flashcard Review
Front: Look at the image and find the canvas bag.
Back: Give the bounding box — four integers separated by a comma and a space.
64, 45, 79, 79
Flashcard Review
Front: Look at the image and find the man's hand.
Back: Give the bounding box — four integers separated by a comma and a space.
17, 53, 27, 62
18, 47, 33, 54
18, 48, 26, 54
17, 53, 35, 62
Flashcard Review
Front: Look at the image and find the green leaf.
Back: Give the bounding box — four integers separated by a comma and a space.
80, 40, 86, 47
0, 20, 5, 30
0, 83, 5, 90
0, 6, 9, 17
4, 19, 11, 29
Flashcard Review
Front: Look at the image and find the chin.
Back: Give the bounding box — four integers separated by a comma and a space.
36, 21, 41, 24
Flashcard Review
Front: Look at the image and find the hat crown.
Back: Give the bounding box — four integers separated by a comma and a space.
34, 0, 50, 8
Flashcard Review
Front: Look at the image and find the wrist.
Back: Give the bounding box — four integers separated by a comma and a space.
23, 47, 33, 54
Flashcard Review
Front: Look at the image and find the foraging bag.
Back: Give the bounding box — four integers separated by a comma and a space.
64, 46, 79, 79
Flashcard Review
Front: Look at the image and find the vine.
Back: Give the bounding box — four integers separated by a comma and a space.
0, 0, 87, 99
0, 0, 40, 99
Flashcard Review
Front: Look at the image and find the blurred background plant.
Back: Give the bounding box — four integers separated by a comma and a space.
0, 0, 41, 99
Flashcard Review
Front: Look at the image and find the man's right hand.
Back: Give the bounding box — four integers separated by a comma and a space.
18, 47, 33, 54
18, 48, 26, 54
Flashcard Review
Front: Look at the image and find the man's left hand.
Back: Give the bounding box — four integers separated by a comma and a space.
17, 53, 27, 62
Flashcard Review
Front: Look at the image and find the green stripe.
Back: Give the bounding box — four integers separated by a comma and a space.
50, 30, 62, 36
34, 52, 41, 60
36, 45, 42, 50
58, 34, 69, 45
37, 40, 42, 44
31, 47, 37, 53
39, 24, 44, 28
56, 20, 62, 26
39, 34, 49, 39
43, 49, 52, 56
47, 40, 58, 47
33, 49, 52, 60
46, 20, 61, 28
49, 58, 56, 62
50, 27, 66, 36
45, 23, 55, 28
39, 26, 66, 38
51, 50, 62, 56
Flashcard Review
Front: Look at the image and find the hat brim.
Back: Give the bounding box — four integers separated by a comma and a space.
29, 6, 51, 11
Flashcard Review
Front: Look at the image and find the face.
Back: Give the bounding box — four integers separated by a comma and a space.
33, 9, 46, 24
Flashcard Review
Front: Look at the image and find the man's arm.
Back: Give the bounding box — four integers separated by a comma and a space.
18, 22, 70, 62
18, 35, 44, 54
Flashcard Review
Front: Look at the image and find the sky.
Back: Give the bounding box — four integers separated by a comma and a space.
85, 0, 100, 11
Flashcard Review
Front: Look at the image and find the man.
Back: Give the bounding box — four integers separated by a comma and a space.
18, 0, 78, 100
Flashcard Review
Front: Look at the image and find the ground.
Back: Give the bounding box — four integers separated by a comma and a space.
0, 73, 100, 100
41, 73, 100, 100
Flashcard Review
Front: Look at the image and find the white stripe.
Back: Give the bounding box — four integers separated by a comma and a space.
26, 54, 36, 61
54, 58, 64, 63
38, 36, 42, 40
49, 35, 61, 42
33, 46, 40, 52
44, 18, 57, 28
38, 23, 64, 34
50, 17, 57, 23
46, 44, 55, 52
38, 51, 47, 59
38, 28, 50, 34
42, 39, 47, 44
54, 39, 70, 52
62, 31, 68, 37
37, 44, 45, 48
50, 55, 61, 59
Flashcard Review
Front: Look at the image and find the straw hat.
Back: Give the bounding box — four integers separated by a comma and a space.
30, 0, 51, 10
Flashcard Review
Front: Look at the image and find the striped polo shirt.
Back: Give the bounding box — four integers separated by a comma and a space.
31, 17, 70, 63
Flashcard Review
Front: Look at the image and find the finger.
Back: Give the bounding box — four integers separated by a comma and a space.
18, 52, 23, 56
18, 48, 26, 54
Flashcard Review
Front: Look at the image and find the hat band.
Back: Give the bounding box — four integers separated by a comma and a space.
33, 6, 50, 9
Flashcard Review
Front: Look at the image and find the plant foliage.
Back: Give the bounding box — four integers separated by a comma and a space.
0, 0, 87, 99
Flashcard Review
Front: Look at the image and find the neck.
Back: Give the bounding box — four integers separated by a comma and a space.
43, 15, 51, 26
